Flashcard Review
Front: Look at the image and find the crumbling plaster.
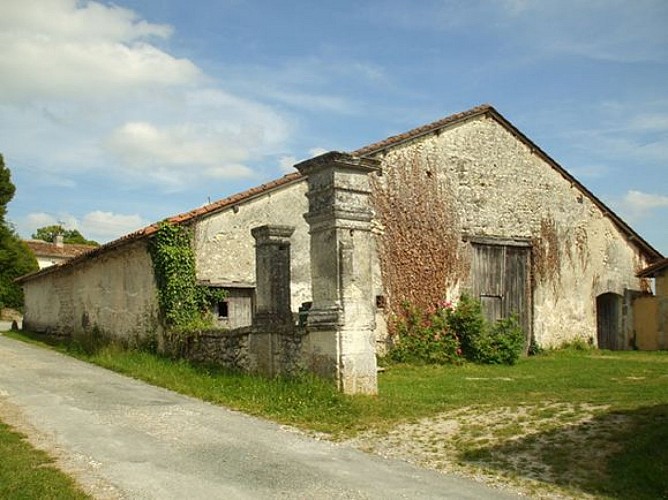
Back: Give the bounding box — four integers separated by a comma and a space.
22, 241, 160, 342
369, 115, 649, 348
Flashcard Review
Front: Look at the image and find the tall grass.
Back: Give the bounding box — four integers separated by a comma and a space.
8, 331, 668, 498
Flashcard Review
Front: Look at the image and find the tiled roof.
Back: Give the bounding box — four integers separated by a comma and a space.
352, 104, 493, 156
17, 105, 663, 283
17, 172, 304, 283
352, 104, 663, 262
25, 240, 97, 259
637, 258, 668, 278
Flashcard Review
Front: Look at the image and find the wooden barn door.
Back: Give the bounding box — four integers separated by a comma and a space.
472, 242, 532, 344
596, 293, 622, 350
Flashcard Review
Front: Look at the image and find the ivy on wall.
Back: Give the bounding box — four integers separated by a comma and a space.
148, 222, 225, 332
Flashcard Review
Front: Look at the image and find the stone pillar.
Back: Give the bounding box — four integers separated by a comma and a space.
251, 225, 295, 376
295, 151, 381, 395
251, 225, 295, 326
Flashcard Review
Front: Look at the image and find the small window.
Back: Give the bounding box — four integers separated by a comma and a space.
375, 295, 386, 309
217, 300, 229, 319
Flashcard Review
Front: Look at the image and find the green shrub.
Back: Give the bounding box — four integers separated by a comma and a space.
445, 294, 485, 361
389, 301, 462, 365
470, 315, 525, 365
388, 295, 525, 366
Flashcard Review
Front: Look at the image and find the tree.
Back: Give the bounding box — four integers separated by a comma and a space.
0, 155, 38, 309
32, 225, 99, 246
0, 154, 16, 224
0, 225, 38, 309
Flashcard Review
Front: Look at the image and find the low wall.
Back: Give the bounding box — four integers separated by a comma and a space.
172, 326, 307, 376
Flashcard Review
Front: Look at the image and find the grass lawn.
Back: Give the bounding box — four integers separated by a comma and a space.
0, 419, 90, 499
8, 331, 668, 499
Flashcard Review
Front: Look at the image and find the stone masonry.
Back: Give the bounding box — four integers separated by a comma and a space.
296, 152, 381, 395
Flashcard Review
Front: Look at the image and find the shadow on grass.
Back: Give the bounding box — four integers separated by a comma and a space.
461, 404, 668, 499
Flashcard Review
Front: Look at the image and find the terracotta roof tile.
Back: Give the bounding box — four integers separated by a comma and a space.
17, 105, 663, 283
17, 172, 304, 283
25, 240, 97, 259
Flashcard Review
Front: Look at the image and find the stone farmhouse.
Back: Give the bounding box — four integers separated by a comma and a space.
25, 237, 97, 269
18, 105, 663, 394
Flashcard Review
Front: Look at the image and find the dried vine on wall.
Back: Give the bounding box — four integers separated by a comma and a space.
532, 216, 562, 289
370, 150, 466, 319
533, 216, 594, 296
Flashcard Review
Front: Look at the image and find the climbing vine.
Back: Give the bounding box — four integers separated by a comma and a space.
148, 222, 225, 332
370, 150, 467, 320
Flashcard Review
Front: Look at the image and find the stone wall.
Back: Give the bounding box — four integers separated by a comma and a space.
175, 327, 306, 376
22, 240, 160, 344
370, 115, 651, 348
193, 180, 311, 314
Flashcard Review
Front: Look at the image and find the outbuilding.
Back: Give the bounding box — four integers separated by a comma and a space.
18, 105, 663, 392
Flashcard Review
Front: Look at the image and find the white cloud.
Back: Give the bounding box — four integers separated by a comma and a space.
556, 101, 668, 166
628, 113, 668, 133
0, 0, 294, 191
569, 164, 610, 179
277, 147, 332, 174
0, 0, 200, 103
266, 90, 356, 114
80, 211, 146, 241
25, 212, 60, 231
309, 147, 329, 157
278, 156, 298, 174
371, 1, 668, 64
103, 87, 292, 187
619, 190, 668, 220
24, 210, 147, 243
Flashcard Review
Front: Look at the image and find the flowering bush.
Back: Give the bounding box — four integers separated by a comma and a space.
388, 295, 525, 366
389, 301, 462, 364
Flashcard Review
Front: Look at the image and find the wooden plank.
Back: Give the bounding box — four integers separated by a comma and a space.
472, 242, 532, 344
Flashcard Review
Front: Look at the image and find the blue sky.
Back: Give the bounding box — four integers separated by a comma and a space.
1, 0, 667, 255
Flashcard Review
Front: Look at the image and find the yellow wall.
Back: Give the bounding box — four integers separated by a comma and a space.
634, 296, 659, 350
656, 274, 667, 297
633, 269, 668, 350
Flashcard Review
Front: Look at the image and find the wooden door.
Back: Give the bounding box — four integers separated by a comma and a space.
472, 242, 532, 343
596, 293, 621, 350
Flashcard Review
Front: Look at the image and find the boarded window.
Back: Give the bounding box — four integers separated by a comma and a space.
215, 288, 254, 329
471, 241, 532, 345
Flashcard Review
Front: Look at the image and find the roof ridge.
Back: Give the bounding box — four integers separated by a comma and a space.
17, 172, 305, 282
17, 104, 662, 283
352, 104, 493, 156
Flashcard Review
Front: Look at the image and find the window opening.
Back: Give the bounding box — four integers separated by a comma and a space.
218, 300, 229, 319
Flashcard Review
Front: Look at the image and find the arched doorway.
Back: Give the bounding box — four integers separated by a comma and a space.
596, 293, 622, 350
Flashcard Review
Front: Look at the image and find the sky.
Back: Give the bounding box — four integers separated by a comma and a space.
1, 0, 667, 255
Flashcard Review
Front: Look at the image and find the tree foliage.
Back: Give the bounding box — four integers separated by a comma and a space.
0, 155, 38, 309
32, 225, 99, 246
0, 154, 16, 224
